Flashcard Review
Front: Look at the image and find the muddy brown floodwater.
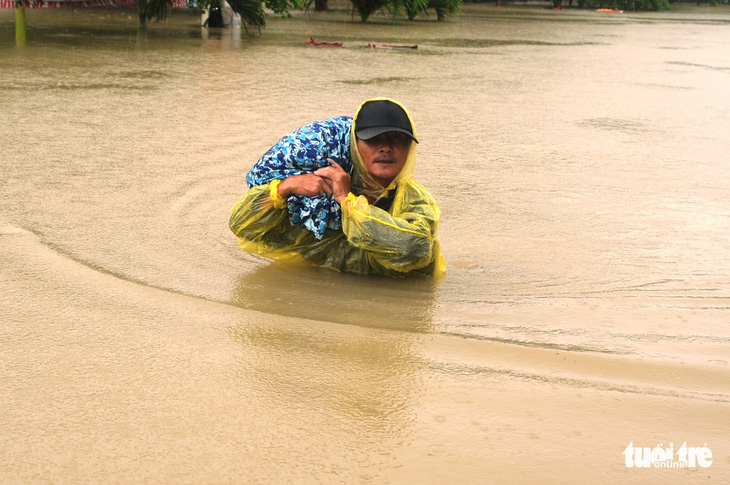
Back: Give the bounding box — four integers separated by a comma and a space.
2, 4, 729, 483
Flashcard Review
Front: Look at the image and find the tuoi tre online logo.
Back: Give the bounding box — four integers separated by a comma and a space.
623, 442, 713, 469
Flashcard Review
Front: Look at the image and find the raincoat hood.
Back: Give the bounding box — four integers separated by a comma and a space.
350, 98, 419, 201
232, 100, 445, 277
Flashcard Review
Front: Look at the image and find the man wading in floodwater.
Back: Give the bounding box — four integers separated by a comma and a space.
229, 98, 446, 277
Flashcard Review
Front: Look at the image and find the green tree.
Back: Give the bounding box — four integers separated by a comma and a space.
136, 0, 174, 31
576, 0, 669, 9
300, 0, 328, 10
136, 0, 298, 33
391, 0, 428, 20
356, 0, 460, 22
220, 0, 298, 30
426, 0, 461, 20
351, 0, 390, 22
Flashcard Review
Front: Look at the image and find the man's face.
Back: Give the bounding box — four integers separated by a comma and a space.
356, 131, 411, 188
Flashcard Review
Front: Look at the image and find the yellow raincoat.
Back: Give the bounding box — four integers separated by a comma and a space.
229, 98, 446, 278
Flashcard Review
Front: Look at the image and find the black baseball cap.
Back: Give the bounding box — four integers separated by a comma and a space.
355, 100, 418, 144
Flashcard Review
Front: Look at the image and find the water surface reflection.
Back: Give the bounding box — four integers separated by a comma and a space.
231, 262, 440, 331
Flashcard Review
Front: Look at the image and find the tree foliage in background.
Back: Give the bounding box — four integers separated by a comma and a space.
226, 0, 267, 28
197, 0, 299, 30
136, 0, 298, 32
300, 0, 328, 11
136, 0, 174, 30
137, 0, 459, 31
426, 0, 462, 20
351, 0, 390, 21
391, 0, 428, 20
576, 0, 669, 10
357, 0, 460, 22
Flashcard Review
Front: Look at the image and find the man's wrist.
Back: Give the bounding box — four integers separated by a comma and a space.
276, 178, 291, 198
336, 192, 354, 205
